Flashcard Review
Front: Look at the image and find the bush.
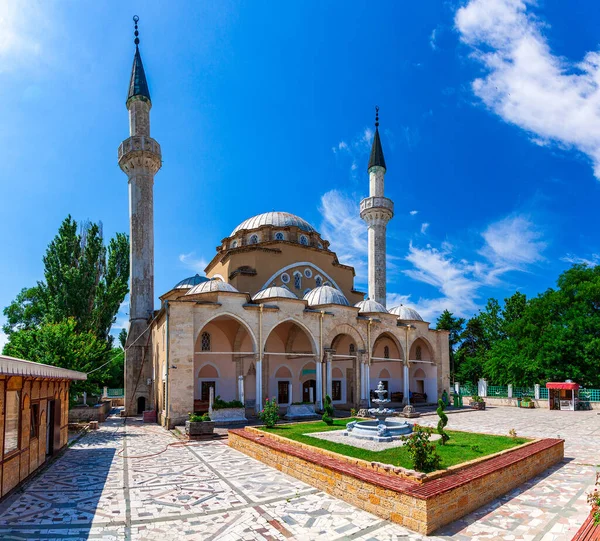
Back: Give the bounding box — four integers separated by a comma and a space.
212, 395, 244, 410
436, 399, 450, 445
401, 426, 442, 473
471, 394, 484, 403
322, 394, 334, 425
259, 398, 280, 428
350, 408, 357, 418
587, 472, 600, 525
188, 412, 211, 422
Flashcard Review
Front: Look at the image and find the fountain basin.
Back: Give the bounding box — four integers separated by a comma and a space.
344, 419, 413, 443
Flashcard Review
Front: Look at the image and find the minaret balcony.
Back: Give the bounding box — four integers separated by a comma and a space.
360, 196, 394, 215
118, 135, 162, 174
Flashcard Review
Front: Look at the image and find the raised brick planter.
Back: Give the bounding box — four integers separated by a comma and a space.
229, 428, 564, 534
572, 509, 600, 541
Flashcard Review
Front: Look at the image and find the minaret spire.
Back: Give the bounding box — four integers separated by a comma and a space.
360, 106, 394, 306
119, 15, 162, 416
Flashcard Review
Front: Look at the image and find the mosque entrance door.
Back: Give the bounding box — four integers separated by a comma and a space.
302, 379, 316, 403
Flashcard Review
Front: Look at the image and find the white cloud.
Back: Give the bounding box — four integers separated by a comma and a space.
332, 126, 382, 179
179, 252, 208, 273
410, 210, 419, 216
430, 28, 438, 50
319, 190, 368, 280
0, 330, 7, 353
456, 0, 600, 180
420, 222, 430, 234
561, 253, 600, 266
480, 215, 546, 269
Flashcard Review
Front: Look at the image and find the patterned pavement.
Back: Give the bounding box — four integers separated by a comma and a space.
0, 407, 596, 540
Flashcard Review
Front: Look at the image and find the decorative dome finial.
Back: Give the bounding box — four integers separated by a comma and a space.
375, 105, 379, 128
133, 15, 140, 47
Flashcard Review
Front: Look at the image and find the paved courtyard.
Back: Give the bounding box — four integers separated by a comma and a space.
0, 407, 597, 541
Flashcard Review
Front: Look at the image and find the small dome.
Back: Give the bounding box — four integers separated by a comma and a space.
186, 279, 239, 295
231, 212, 317, 235
303, 285, 349, 307
389, 304, 423, 321
354, 299, 388, 313
173, 274, 210, 289
252, 287, 299, 301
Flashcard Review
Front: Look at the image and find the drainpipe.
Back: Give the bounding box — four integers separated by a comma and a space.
165, 300, 170, 428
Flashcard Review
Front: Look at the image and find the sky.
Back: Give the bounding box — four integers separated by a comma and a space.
2, 0, 600, 348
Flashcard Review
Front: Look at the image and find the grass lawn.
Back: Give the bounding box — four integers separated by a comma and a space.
256, 419, 530, 470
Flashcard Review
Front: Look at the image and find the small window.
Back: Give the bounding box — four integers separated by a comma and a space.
318, 243, 323, 249
304, 268, 312, 278
201, 332, 211, 352
315, 276, 322, 287
30, 403, 39, 439
278, 381, 289, 404
332, 381, 342, 401
294, 273, 302, 290
323, 281, 331, 287
299, 235, 308, 246
416, 346, 422, 360
349, 343, 355, 355
280, 273, 290, 284
249, 234, 259, 244
231, 240, 238, 248
201, 381, 215, 401
4, 391, 20, 455
303, 288, 311, 296
384, 346, 390, 359
274, 232, 285, 241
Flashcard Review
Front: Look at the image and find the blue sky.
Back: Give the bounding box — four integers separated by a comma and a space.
1, 0, 600, 347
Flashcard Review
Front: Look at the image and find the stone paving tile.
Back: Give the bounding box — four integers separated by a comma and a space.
0, 408, 596, 540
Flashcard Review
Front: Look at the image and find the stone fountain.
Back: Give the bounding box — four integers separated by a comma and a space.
344, 381, 413, 442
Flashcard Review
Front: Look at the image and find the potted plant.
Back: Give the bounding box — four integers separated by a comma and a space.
185, 412, 214, 438
521, 396, 535, 409
469, 394, 486, 410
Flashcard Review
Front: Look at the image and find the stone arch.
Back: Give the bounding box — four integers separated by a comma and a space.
371, 331, 404, 359
198, 363, 220, 378
325, 323, 365, 351
379, 368, 391, 379
275, 365, 293, 378
264, 318, 318, 355
299, 361, 317, 383
332, 367, 344, 378
414, 368, 426, 378
409, 336, 434, 362
195, 312, 257, 353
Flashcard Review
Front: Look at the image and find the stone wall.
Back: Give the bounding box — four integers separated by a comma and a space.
0, 377, 71, 500
229, 429, 564, 534
68, 401, 112, 423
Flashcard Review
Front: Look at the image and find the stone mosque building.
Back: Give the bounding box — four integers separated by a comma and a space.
119, 21, 450, 427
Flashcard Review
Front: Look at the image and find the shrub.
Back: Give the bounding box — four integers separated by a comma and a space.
508, 428, 517, 438
471, 394, 484, 403
259, 398, 280, 428
436, 399, 450, 445
212, 395, 245, 410
587, 472, 600, 525
522, 396, 532, 403
322, 394, 334, 425
401, 426, 441, 473
350, 408, 357, 418
188, 412, 211, 422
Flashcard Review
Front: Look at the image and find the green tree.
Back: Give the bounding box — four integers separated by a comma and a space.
454, 316, 487, 384
2, 216, 129, 393
436, 310, 465, 378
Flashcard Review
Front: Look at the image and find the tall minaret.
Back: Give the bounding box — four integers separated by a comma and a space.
360, 107, 393, 307
118, 16, 162, 415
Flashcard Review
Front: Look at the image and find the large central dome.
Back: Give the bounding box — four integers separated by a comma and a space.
231, 212, 317, 235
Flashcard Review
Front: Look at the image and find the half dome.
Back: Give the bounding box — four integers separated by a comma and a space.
186, 279, 239, 295
303, 285, 349, 307
354, 299, 388, 313
252, 287, 299, 301
173, 274, 210, 289
389, 304, 423, 321
231, 212, 317, 235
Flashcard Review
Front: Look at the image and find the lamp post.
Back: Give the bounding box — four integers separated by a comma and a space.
397, 322, 419, 418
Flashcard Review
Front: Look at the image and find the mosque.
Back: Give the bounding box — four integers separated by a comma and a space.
119, 19, 450, 427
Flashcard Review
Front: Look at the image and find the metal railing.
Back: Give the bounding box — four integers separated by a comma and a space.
487, 385, 509, 397
106, 388, 124, 397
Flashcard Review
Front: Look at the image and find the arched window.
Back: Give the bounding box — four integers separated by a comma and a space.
231, 240, 238, 248
299, 235, 308, 246
249, 234, 259, 244
274, 232, 285, 241
315, 276, 322, 287
384, 345, 390, 359
416, 345, 422, 360
303, 288, 311, 296
201, 332, 211, 352
294, 272, 302, 290
349, 343, 355, 355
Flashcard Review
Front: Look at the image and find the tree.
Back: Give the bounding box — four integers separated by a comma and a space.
436, 310, 465, 378
454, 316, 486, 384
2, 216, 129, 394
